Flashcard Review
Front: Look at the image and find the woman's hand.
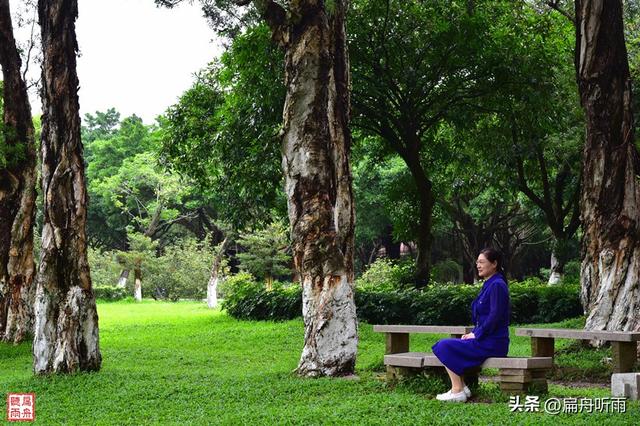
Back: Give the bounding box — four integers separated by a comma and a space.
461, 332, 476, 340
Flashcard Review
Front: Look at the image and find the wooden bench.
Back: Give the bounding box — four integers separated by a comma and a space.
374, 325, 553, 394
515, 328, 640, 373
383, 352, 553, 393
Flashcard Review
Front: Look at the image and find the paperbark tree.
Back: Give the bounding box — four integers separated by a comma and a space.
33, 0, 101, 373
575, 0, 640, 335
157, 0, 358, 376
269, 0, 357, 377
207, 236, 229, 309
0, 0, 37, 344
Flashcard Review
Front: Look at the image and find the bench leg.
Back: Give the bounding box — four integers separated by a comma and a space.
499, 368, 548, 394
385, 333, 411, 382
531, 337, 555, 358
612, 341, 637, 373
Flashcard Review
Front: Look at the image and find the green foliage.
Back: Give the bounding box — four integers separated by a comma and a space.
355, 257, 414, 291
111, 232, 215, 301
221, 273, 301, 320
152, 238, 215, 301
87, 248, 129, 301
223, 276, 582, 324
352, 151, 416, 266
115, 231, 159, 297
362, 281, 583, 326
82, 108, 121, 143
84, 111, 205, 250
563, 260, 581, 283
217, 271, 256, 300
88, 248, 123, 287
431, 259, 463, 283
236, 221, 291, 285
161, 23, 286, 229
93, 286, 128, 301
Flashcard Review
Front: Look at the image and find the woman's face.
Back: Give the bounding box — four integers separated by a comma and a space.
476, 253, 497, 278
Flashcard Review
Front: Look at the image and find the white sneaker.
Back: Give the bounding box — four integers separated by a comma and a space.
436, 390, 467, 402
463, 385, 471, 398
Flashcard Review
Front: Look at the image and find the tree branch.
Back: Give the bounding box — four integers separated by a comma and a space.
545, 1, 575, 25
535, 143, 554, 221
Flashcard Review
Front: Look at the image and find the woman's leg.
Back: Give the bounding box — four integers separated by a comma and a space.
444, 366, 465, 393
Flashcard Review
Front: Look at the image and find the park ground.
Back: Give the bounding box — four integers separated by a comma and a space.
1, 301, 638, 425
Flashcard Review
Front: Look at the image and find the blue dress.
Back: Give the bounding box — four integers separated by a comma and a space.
431, 272, 511, 376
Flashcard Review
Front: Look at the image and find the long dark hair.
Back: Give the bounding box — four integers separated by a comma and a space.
479, 247, 505, 275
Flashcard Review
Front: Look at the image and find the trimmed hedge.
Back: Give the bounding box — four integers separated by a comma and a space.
222, 278, 583, 325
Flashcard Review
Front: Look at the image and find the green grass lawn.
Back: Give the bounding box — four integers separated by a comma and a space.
1, 300, 638, 425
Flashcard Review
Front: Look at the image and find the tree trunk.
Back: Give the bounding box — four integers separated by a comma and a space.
280, 0, 358, 377
548, 236, 571, 285
405, 159, 434, 288
265, 274, 273, 291
117, 269, 129, 288
207, 236, 229, 309
575, 0, 640, 336
134, 261, 142, 302
0, 0, 37, 344
381, 224, 400, 259
32, 0, 101, 373
548, 251, 564, 285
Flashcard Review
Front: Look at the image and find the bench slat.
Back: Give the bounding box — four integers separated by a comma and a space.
374, 325, 474, 334
515, 328, 640, 342
384, 353, 553, 369
383, 352, 429, 368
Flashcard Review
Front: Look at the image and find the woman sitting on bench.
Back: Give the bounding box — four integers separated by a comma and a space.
431, 247, 511, 402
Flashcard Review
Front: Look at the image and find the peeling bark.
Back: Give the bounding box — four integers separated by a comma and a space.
207, 236, 229, 309
33, 0, 101, 373
278, 0, 358, 376
0, 0, 37, 344
575, 0, 640, 338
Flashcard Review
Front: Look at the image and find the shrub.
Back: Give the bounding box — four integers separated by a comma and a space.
355, 257, 414, 291
152, 238, 214, 301
221, 272, 302, 320
93, 285, 128, 301
431, 259, 463, 283
563, 260, 581, 283
539, 260, 581, 285
88, 248, 123, 288
222, 276, 583, 325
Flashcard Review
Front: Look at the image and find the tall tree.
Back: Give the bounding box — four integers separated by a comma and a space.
236, 221, 291, 289
33, 0, 101, 373
158, 0, 358, 376
575, 0, 640, 334
349, 0, 536, 286
277, 0, 357, 376
0, 0, 37, 344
